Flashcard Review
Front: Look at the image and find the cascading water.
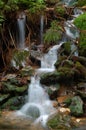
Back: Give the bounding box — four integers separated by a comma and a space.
40, 42, 63, 72
17, 12, 26, 49
17, 42, 63, 126
40, 15, 44, 44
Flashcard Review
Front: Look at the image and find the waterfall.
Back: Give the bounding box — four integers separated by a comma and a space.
16, 41, 63, 126
40, 15, 44, 44
17, 12, 26, 49
39, 42, 64, 72
62, 0, 77, 6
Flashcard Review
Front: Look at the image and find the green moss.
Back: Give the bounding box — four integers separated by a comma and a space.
47, 113, 76, 130
77, 0, 86, 7
79, 33, 86, 57
54, 5, 66, 17
74, 13, 86, 30
44, 20, 63, 45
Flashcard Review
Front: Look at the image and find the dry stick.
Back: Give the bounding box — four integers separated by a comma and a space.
8, 29, 16, 49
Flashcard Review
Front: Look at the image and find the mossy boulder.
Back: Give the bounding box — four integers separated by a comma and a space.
74, 62, 86, 79
58, 66, 74, 83
40, 71, 62, 85
1, 82, 28, 95
69, 96, 83, 117
0, 94, 10, 105
47, 112, 76, 130
1, 96, 25, 110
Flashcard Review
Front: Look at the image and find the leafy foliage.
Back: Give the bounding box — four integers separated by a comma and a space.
79, 33, 86, 57
74, 13, 86, 57
74, 13, 86, 30
44, 20, 63, 44
77, 0, 86, 7
12, 50, 29, 68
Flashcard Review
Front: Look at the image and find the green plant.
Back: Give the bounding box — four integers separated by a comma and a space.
54, 5, 66, 17
77, 0, 86, 7
74, 13, 86, 30
44, 20, 63, 45
79, 33, 86, 57
12, 50, 30, 68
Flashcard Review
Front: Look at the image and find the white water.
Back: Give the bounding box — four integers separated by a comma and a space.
16, 42, 63, 126
17, 12, 26, 49
40, 15, 44, 44
39, 42, 63, 72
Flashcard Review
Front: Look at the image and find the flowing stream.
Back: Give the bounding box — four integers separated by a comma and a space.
17, 12, 26, 49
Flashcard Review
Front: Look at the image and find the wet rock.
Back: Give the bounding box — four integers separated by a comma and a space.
2, 82, 28, 95
69, 96, 84, 117
1, 96, 26, 110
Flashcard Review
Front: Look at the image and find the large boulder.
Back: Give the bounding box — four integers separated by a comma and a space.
40, 71, 62, 85
69, 96, 84, 117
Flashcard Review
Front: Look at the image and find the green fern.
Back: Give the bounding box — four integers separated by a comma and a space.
44, 20, 63, 45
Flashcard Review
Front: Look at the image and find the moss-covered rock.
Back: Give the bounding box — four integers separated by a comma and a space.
0, 94, 10, 105
40, 71, 62, 85
74, 62, 86, 79
69, 96, 83, 117
1, 96, 25, 110
47, 112, 76, 130
1, 82, 28, 95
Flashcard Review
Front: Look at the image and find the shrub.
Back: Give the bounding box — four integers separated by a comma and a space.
74, 13, 86, 30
